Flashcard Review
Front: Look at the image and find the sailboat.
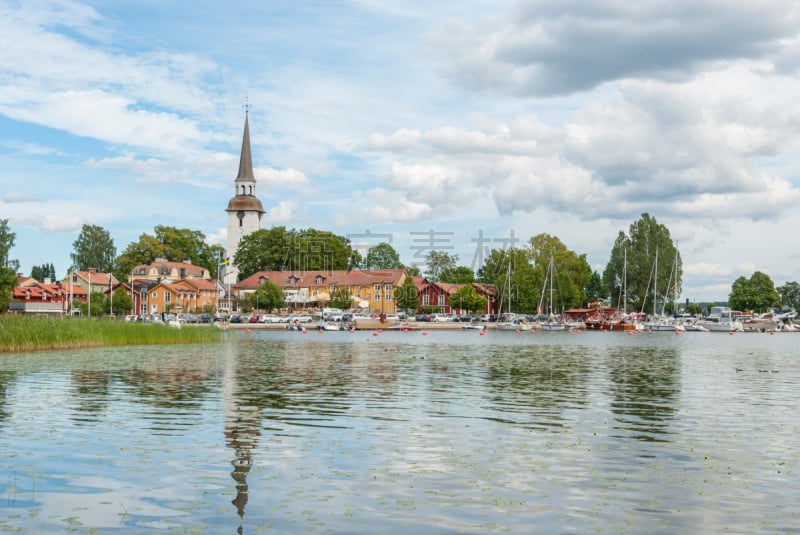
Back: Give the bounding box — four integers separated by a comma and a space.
538, 256, 567, 331
587, 249, 642, 332
497, 262, 521, 331
643, 247, 685, 332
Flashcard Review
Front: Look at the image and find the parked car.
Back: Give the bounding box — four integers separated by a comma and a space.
430, 313, 450, 322
229, 314, 243, 324
197, 313, 212, 324
249, 314, 260, 323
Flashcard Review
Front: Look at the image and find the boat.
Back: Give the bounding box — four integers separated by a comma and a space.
537, 256, 568, 331
696, 306, 744, 332
585, 249, 642, 332
496, 263, 520, 331
642, 247, 685, 332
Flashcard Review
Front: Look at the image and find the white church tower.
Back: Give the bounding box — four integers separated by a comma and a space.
224, 111, 265, 285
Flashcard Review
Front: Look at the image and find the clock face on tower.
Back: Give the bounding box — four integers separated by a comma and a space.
237, 211, 245, 221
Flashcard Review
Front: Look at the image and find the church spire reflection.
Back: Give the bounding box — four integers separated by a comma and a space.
223, 349, 262, 532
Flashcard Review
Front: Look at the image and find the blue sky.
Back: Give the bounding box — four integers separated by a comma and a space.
2, 0, 800, 302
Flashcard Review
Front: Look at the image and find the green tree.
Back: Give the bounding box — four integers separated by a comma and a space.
602, 213, 682, 314
777, 281, 800, 311
234, 227, 354, 279
477, 247, 538, 314
394, 275, 420, 313
729, 271, 781, 313
71, 224, 117, 273
30, 263, 57, 281
440, 266, 475, 284
424, 250, 459, 282
249, 280, 286, 313
0, 219, 18, 312
107, 287, 134, 315
528, 234, 592, 311
402, 264, 421, 277
586, 271, 607, 305
450, 284, 488, 314
116, 227, 224, 281
365, 242, 403, 269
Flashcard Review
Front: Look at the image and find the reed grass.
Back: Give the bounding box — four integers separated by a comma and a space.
0, 315, 225, 353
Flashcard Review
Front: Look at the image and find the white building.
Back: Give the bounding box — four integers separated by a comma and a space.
224, 112, 265, 285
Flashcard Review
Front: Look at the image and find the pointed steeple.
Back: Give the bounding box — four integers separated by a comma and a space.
236, 112, 255, 182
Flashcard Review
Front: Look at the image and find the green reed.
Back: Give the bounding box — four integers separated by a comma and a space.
0, 315, 225, 352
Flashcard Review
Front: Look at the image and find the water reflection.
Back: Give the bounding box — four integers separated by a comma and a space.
606, 347, 680, 441
2, 333, 799, 534
0, 371, 15, 425
483, 345, 590, 429
69, 370, 111, 423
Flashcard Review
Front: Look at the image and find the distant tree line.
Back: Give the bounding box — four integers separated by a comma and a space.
3, 213, 800, 315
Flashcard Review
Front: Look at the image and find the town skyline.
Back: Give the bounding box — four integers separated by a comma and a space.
2, 1, 800, 301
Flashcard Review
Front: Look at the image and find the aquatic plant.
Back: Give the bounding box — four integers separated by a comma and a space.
0, 315, 224, 352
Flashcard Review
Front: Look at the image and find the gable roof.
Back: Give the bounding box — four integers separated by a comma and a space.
235, 269, 406, 290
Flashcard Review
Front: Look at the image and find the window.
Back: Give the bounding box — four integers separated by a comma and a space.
316, 275, 323, 284
165, 292, 171, 302
374, 284, 381, 293
384, 284, 392, 291
423, 295, 429, 306
438, 294, 445, 306
375, 294, 381, 301
140, 304, 147, 315
385, 293, 392, 301
140, 290, 147, 301
151, 291, 158, 299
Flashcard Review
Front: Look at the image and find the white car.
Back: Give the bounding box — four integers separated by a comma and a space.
430, 313, 450, 322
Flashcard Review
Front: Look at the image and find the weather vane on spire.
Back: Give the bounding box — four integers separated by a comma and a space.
243, 96, 252, 116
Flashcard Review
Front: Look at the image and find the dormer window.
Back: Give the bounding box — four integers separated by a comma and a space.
315, 275, 323, 284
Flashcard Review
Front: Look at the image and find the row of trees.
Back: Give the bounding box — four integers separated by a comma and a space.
2, 214, 799, 315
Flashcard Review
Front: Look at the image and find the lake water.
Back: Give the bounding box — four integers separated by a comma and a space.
1, 329, 798, 534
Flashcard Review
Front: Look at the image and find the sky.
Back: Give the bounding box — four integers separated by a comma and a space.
1, 0, 800, 302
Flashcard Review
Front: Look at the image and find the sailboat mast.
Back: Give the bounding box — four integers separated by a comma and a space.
653, 246, 658, 317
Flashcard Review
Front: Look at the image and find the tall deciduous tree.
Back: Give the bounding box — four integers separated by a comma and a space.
115, 227, 224, 281
602, 213, 682, 314
424, 250, 459, 282
729, 272, 781, 312
777, 281, 800, 311
235, 227, 354, 279
528, 234, 592, 310
71, 224, 116, 273
0, 219, 18, 311
477, 247, 538, 314
365, 242, 403, 269
439, 266, 476, 284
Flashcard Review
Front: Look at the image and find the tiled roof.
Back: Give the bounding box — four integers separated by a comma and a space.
235, 269, 406, 290
129, 260, 208, 278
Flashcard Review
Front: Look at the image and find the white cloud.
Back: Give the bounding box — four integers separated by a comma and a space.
255, 167, 310, 189
266, 200, 301, 225
428, 0, 800, 96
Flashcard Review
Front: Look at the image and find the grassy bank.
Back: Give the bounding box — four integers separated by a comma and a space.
0, 315, 225, 353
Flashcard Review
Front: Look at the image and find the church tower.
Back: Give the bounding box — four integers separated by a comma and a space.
224, 111, 265, 285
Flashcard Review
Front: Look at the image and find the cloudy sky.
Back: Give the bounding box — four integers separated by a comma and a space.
2, 0, 799, 302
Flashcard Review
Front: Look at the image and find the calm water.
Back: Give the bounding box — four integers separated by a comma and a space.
1, 329, 798, 534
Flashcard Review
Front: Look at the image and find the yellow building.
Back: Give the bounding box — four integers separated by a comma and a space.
234, 269, 406, 315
